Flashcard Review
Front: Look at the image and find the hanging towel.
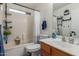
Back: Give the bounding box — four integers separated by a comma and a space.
0, 25, 5, 56
42, 20, 47, 30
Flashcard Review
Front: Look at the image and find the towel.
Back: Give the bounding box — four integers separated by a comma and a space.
0, 25, 5, 56
42, 20, 47, 30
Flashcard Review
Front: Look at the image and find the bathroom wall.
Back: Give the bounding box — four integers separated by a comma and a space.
19, 3, 54, 36
9, 3, 53, 38
4, 3, 53, 45
35, 3, 53, 35
54, 3, 79, 37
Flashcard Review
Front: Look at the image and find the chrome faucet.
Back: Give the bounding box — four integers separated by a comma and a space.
69, 31, 76, 44
70, 31, 76, 37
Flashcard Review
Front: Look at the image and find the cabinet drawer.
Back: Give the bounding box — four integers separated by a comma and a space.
41, 42, 50, 53
51, 47, 71, 56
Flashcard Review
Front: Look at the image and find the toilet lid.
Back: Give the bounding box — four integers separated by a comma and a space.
25, 44, 40, 52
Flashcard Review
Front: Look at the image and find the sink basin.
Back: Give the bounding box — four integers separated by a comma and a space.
52, 41, 71, 48
72, 38, 79, 45
62, 37, 79, 46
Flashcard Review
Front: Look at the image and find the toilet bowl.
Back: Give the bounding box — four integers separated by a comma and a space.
25, 43, 40, 55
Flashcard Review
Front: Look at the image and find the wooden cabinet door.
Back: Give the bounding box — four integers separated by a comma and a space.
40, 42, 51, 56
41, 49, 50, 56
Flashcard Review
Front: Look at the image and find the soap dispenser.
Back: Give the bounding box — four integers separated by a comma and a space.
69, 31, 76, 44
52, 33, 56, 39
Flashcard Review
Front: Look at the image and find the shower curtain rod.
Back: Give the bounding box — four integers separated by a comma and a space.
13, 3, 40, 12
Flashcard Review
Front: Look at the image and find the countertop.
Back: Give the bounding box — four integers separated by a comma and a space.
40, 38, 79, 56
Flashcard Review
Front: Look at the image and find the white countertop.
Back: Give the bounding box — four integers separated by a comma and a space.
40, 38, 79, 56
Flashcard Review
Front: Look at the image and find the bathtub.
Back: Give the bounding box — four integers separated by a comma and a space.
4, 43, 34, 56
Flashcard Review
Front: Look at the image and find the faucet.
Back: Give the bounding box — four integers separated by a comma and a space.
69, 31, 76, 44
70, 31, 76, 36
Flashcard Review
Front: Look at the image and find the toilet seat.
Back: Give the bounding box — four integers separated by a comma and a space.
25, 44, 40, 52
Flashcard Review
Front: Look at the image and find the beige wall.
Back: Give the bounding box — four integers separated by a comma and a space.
3, 3, 53, 46
34, 3, 53, 35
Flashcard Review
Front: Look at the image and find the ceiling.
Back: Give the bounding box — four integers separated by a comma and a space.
18, 3, 40, 9
53, 3, 71, 11
18, 3, 71, 11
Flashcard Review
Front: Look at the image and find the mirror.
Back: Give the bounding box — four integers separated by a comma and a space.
53, 3, 77, 37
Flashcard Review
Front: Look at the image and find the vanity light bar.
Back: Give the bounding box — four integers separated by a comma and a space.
9, 8, 26, 14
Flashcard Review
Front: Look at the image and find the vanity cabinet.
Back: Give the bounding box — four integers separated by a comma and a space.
40, 42, 51, 56
40, 42, 72, 56
51, 46, 71, 56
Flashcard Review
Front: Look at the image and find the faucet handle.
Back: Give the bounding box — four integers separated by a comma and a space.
70, 31, 76, 37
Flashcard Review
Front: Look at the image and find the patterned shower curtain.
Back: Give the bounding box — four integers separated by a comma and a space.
0, 25, 5, 56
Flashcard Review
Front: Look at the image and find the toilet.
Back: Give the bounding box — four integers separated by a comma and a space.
25, 43, 40, 56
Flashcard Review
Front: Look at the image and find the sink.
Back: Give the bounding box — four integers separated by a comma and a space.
63, 37, 79, 46
72, 38, 79, 45
52, 41, 71, 48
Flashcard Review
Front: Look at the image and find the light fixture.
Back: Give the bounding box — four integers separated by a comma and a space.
9, 8, 26, 14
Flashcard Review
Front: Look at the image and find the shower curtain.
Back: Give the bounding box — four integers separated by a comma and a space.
34, 11, 40, 44
0, 25, 5, 56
